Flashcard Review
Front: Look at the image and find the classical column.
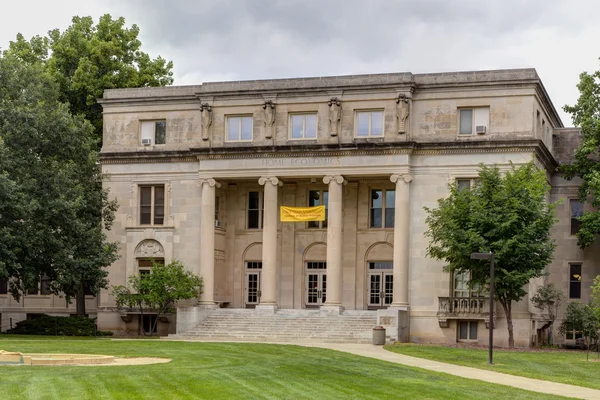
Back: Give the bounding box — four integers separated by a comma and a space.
257, 176, 281, 311
390, 174, 412, 308
322, 175, 346, 314
199, 178, 220, 305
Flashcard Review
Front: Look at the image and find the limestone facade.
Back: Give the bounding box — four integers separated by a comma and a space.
1, 69, 594, 346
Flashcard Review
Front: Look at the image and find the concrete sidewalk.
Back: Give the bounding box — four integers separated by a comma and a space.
304, 342, 600, 400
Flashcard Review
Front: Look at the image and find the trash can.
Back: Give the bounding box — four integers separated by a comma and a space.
373, 326, 386, 345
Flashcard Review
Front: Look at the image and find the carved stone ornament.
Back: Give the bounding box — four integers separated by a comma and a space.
328, 97, 342, 137
135, 239, 165, 258
262, 100, 276, 139
323, 175, 347, 185
200, 103, 213, 141
258, 176, 282, 186
390, 174, 413, 184
396, 94, 410, 134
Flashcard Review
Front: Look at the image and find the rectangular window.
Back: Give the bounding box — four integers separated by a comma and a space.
454, 271, 483, 297
215, 196, 222, 227
308, 190, 328, 229
571, 199, 583, 235
138, 259, 164, 278
26, 276, 52, 296
290, 114, 317, 139
368, 262, 393, 270
459, 108, 489, 135
456, 179, 474, 192
570, 263, 582, 299
458, 321, 478, 340
40, 275, 52, 295
306, 262, 327, 270
227, 116, 253, 141
140, 185, 165, 225
141, 120, 166, 145
0, 277, 7, 295
247, 191, 264, 229
370, 189, 395, 228
246, 262, 263, 270
356, 111, 384, 137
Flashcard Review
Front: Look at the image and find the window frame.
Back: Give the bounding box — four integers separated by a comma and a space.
140, 120, 167, 145
289, 113, 318, 140
139, 185, 166, 226
247, 190, 264, 230
307, 189, 328, 229
452, 270, 484, 298
369, 188, 396, 229
226, 115, 254, 142
458, 107, 489, 135
569, 263, 582, 299
0, 276, 8, 295
458, 320, 478, 341
570, 199, 583, 236
456, 178, 478, 192
355, 110, 385, 138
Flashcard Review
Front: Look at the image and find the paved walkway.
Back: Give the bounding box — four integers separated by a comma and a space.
164, 338, 600, 399
304, 342, 600, 400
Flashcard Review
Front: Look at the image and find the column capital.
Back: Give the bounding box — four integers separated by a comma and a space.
259, 176, 283, 186
323, 175, 347, 185
390, 174, 413, 184
198, 177, 221, 188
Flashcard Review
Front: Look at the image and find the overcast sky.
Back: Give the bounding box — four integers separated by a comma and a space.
2, 0, 598, 126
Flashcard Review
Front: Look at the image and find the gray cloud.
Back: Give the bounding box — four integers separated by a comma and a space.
2, 0, 599, 124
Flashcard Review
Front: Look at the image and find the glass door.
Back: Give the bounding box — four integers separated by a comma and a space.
305, 262, 326, 308
245, 262, 262, 308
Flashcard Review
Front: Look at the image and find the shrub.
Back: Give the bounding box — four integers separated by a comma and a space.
6, 315, 112, 336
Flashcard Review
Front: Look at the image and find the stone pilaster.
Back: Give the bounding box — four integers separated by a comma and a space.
198, 178, 221, 305
322, 175, 346, 314
257, 176, 281, 312
390, 173, 412, 309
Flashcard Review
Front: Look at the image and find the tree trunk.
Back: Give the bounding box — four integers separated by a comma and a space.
501, 300, 515, 348
75, 285, 86, 317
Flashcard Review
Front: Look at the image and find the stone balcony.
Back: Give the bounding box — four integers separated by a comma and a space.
437, 297, 496, 329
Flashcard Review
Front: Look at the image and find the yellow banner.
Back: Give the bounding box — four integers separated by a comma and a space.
280, 206, 326, 222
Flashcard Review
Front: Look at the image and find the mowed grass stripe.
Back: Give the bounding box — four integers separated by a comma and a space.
385, 343, 600, 390
0, 337, 569, 399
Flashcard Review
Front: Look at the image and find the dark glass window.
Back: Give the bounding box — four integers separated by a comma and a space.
570, 264, 582, 299
308, 190, 328, 228
571, 200, 583, 235
247, 191, 263, 229
0, 277, 7, 295
154, 121, 166, 144
140, 185, 165, 225
370, 189, 395, 228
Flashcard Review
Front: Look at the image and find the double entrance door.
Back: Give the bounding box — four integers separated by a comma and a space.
305, 262, 326, 308
245, 262, 262, 308
367, 262, 393, 308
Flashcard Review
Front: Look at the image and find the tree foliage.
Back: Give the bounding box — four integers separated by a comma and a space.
0, 54, 119, 314
531, 283, 565, 325
112, 260, 203, 335
4, 14, 174, 144
424, 162, 557, 348
559, 301, 599, 359
562, 67, 600, 248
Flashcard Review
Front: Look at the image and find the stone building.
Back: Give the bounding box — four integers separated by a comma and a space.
1, 69, 597, 346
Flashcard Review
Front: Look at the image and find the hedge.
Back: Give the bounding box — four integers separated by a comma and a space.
6, 315, 112, 336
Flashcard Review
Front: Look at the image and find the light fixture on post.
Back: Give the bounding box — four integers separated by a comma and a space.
470, 251, 495, 365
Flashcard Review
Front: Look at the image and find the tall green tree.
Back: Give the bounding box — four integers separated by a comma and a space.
5, 14, 174, 144
563, 67, 600, 248
0, 54, 119, 315
424, 162, 557, 348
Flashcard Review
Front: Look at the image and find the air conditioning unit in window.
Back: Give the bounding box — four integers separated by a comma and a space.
475, 126, 487, 135
215, 220, 223, 229
141, 138, 152, 145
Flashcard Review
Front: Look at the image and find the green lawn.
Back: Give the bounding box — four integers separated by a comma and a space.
0, 336, 566, 400
385, 343, 600, 390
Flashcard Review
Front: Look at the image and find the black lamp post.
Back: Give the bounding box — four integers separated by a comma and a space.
470, 251, 494, 365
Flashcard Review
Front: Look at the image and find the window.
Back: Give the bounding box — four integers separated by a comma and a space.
570, 199, 583, 235
26, 275, 52, 296
308, 190, 328, 228
140, 185, 165, 225
456, 178, 477, 192
307, 262, 327, 270
356, 111, 384, 137
83, 282, 95, 297
247, 191, 264, 229
141, 120, 166, 145
565, 330, 584, 340
458, 321, 478, 340
369, 262, 393, 270
370, 189, 395, 228
141, 314, 158, 335
569, 263, 582, 299
246, 262, 262, 269
227, 116, 253, 141
290, 114, 317, 139
138, 259, 164, 278
0, 277, 7, 295
458, 108, 489, 135
454, 271, 483, 298
215, 196, 222, 227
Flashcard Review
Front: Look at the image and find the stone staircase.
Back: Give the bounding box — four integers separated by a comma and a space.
168, 308, 378, 343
